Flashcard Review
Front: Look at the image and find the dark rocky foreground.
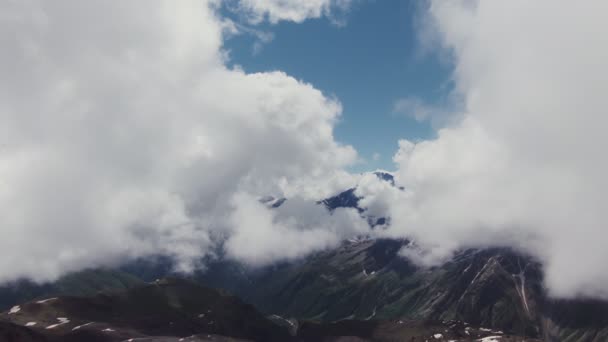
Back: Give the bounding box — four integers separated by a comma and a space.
0, 277, 538, 342
0, 278, 287, 342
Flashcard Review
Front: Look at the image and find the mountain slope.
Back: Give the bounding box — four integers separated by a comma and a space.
238, 239, 542, 337
0, 321, 49, 342
214, 237, 608, 342
0, 278, 291, 342
0, 278, 540, 342
0, 269, 144, 312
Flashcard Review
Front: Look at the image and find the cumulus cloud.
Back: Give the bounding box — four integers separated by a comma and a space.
355, 172, 402, 221
0, 0, 364, 283
374, 0, 608, 299
225, 194, 368, 266
233, 0, 353, 24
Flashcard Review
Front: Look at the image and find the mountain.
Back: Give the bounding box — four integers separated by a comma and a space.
540, 298, 608, 341
1, 172, 607, 341
0, 269, 144, 312
0, 278, 538, 342
237, 239, 543, 336
319, 188, 361, 212
0, 277, 290, 342
3, 239, 605, 341
0, 321, 49, 342
225, 238, 608, 342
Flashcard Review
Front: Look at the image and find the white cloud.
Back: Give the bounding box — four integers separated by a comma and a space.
0, 0, 361, 283
225, 194, 368, 266
234, 0, 353, 24
373, 0, 608, 299
354, 173, 393, 217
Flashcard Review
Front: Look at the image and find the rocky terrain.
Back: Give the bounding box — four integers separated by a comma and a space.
0, 278, 288, 342
0, 278, 539, 342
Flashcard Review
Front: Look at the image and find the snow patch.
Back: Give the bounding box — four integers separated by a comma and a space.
72, 322, 93, 330
25, 322, 37, 327
8, 305, 20, 314
513, 269, 531, 316
364, 306, 377, 320
434, 333, 443, 339
269, 314, 295, 327
36, 297, 58, 304
477, 336, 502, 342
46, 317, 70, 329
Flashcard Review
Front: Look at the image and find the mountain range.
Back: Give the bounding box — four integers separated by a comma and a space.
1, 172, 607, 341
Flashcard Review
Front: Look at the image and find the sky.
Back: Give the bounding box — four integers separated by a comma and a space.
2, 0, 608, 301
222, 0, 452, 171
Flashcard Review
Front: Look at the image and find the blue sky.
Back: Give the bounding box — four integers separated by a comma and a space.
223, 0, 452, 172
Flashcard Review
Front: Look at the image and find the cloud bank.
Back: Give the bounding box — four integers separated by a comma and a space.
367, 0, 608, 299
0, 0, 365, 283
3, 0, 608, 303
